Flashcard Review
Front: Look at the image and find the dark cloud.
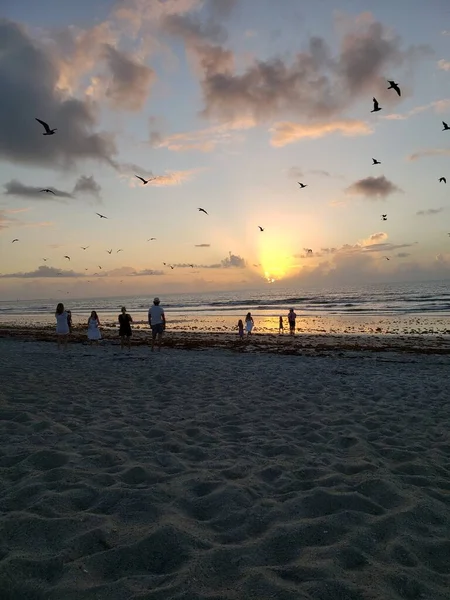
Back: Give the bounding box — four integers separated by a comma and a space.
346, 175, 402, 199
416, 207, 444, 216
164, 13, 430, 124
206, 0, 238, 19
0, 266, 83, 278
0, 19, 117, 169
103, 44, 155, 111
195, 243, 211, 247
220, 252, 246, 268
73, 175, 102, 198
4, 180, 73, 201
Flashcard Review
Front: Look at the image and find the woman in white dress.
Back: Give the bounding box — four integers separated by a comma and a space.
55, 303, 70, 351
87, 311, 102, 345
245, 312, 254, 335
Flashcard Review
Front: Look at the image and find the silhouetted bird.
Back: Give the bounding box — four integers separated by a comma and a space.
198, 208, 208, 215
387, 80, 401, 96
372, 158, 381, 165
12, 239, 19, 243
107, 249, 112, 254
306, 249, 313, 254
35, 118, 57, 135
439, 177, 447, 183
40, 188, 55, 194
135, 175, 154, 185
383, 256, 390, 261
147, 238, 156, 241
298, 182, 307, 188
81, 246, 89, 250
117, 249, 123, 253
371, 97, 382, 112
443, 121, 450, 131
258, 226, 264, 232
64, 256, 70, 260
96, 213, 108, 219
381, 214, 387, 221
43, 258, 48, 261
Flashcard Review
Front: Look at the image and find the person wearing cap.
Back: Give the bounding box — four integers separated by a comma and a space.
148, 297, 166, 351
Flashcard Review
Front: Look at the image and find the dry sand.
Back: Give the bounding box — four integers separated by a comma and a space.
0, 338, 449, 599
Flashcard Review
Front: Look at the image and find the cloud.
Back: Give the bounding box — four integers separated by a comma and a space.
383, 98, 450, 120
438, 59, 450, 71
130, 269, 165, 276
287, 166, 303, 179
397, 252, 411, 258
294, 235, 415, 260
3, 180, 73, 201
73, 175, 102, 198
152, 170, 199, 186
270, 119, 372, 147
155, 119, 253, 152
119, 163, 198, 186
363, 231, 388, 244
220, 252, 246, 268
416, 207, 444, 216
408, 148, 450, 161
0, 266, 83, 278
0, 19, 117, 169
164, 11, 428, 125
101, 44, 155, 111
195, 243, 211, 247
346, 175, 402, 199
0, 209, 16, 230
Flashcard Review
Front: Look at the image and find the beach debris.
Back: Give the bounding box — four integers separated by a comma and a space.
298, 182, 307, 188
96, 213, 108, 219
198, 208, 208, 215
35, 117, 57, 135
443, 121, 450, 131
439, 177, 446, 183
135, 174, 155, 184
40, 188, 55, 194
371, 97, 382, 112
372, 158, 381, 165
387, 80, 401, 96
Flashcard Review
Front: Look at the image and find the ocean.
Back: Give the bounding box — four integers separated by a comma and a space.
1, 280, 450, 335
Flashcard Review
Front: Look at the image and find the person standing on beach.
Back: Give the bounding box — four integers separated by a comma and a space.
279, 315, 284, 334
245, 312, 254, 335
238, 319, 244, 339
55, 303, 70, 351
67, 310, 73, 334
287, 308, 297, 335
118, 306, 133, 351
148, 297, 165, 352
87, 311, 101, 346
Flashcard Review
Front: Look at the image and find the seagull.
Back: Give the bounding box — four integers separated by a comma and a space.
381, 214, 387, 221
306, 249, 313, 254
298, 182, 307, 188
81, 246, 89, 250
107, 249, 112, 254
371, 97, 382, 112
98, 266, 102, 270
117, 249, 123, 253
12, 239, 19, 243
439, 177, 447, 183
383, 256, 390, 261
258, 226, 264, 232
35, 118, 57, 135
96, 213, 108, 219
135, 175, 154, 185
198, 208, 208, 215
64, 255, 70, 260
387, 80, 401, 96
163, 262, 167, 265
372, 158, 381, 165
85, 268, 88, 271
189, 264, 194, 268
147, 238, 156, 241
43, 258, 48, 261
442, 121, 450, 131
170, 265, 174, 270
40, 188, 55, 194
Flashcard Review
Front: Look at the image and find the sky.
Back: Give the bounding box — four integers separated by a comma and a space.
0, 0, 450, 300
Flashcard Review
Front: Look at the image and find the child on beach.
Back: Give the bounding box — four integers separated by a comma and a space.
87, 311, 101, 346
238, 319, 244, 339
67, 310, 73, 333
118, 306, 133, 351
55, 303, 69, 351
245, 312, 254, 335
279, 316, 284, 334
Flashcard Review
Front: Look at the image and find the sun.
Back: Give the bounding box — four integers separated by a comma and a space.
258, 242, 294, 283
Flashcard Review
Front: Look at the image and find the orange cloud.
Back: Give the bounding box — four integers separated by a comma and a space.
269, 120, 372, 147
156, 119, 254, 152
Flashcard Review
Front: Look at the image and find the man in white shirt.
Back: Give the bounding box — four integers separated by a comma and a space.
148, 297, 166, 351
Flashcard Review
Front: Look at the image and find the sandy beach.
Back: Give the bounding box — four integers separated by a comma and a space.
1, 337, 449, 599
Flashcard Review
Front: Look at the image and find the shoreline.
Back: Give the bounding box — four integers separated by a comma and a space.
1, 324, 450, 355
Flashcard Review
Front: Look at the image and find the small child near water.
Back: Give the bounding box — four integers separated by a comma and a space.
279, 315, 284, 334
238, 319, 244, 339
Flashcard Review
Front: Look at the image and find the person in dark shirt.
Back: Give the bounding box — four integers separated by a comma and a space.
118, 306, 133, 351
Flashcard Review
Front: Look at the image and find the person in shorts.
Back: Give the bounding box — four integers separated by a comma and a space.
287, 308, 297, 335
148, 297, 165, 352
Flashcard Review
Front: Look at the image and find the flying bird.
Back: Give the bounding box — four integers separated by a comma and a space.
107, 249, 112, 254
35, 118, 57, 135
381, 214, 387, 221
135, 175, 154, 185
147, 238, 156, 241
442, 121, 450, 131
98, 266, 102, 270
372, 158, 381, 165
306, 249, 313, 254
96, 213, 108, 219
387, 80, 401, 96
64, 255, 70, 260
298, 182, 307, 188
258, 226, 264, 232
439, 177, 447, 183
12, 239, 19, 243
383, 256, 390, 261
198, 208, 208, 215
43, 258, 48, 262
81, 246, 89, 250
371, 97, 382, 113
170, 265, 175, 269
117, 249, 123, 253
40, 188, 55, 194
